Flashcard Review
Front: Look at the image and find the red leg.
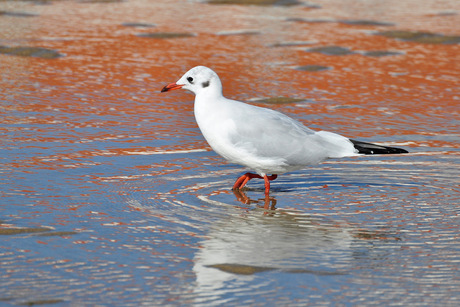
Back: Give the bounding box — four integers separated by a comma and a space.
233, 173, 278, 193
263, 174, 278, 195
232, 174, 247, 190
233, 172, 262, 190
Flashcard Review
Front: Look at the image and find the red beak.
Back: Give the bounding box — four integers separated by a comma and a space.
161, 82, 183, 93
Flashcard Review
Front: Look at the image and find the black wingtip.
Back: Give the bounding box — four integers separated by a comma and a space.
350, 139, 408, 155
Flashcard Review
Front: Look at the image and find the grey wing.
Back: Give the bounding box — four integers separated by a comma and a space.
227, 104, 325, 164
225, 102, 357, 166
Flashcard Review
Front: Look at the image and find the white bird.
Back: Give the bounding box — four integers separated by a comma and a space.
161, 66, 407, 194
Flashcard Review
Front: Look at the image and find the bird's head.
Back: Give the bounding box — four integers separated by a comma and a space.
161, 66, 222, 96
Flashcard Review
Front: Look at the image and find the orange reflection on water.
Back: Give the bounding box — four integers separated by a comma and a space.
0, 0, 458, 176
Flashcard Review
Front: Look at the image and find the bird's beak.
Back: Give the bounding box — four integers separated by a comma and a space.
161, 82, 183, 93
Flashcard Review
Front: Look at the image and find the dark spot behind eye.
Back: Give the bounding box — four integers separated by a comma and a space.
202, 81, 210, 88
187, 76, 194, 83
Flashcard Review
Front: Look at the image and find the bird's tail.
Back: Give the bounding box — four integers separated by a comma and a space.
350, 139, 408, 155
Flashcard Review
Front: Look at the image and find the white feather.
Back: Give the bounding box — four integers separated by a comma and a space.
173, 66, 359, 176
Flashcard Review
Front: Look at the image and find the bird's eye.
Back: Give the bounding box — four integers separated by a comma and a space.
187, 77, 194, 83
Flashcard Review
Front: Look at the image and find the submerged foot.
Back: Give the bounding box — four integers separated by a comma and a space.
232, 173, 277, 195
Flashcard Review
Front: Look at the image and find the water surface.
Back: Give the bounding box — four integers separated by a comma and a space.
1, 0, 459, 305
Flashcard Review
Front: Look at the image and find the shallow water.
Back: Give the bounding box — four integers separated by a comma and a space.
1, 0, 459, 306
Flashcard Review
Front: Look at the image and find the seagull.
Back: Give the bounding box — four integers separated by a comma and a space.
161, 66, 408, 195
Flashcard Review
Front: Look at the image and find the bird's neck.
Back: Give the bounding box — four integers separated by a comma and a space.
195, 87, 224, 105
194, 88, 227, 128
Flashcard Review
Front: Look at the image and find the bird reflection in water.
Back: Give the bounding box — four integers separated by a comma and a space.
192, 191, 401, 295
